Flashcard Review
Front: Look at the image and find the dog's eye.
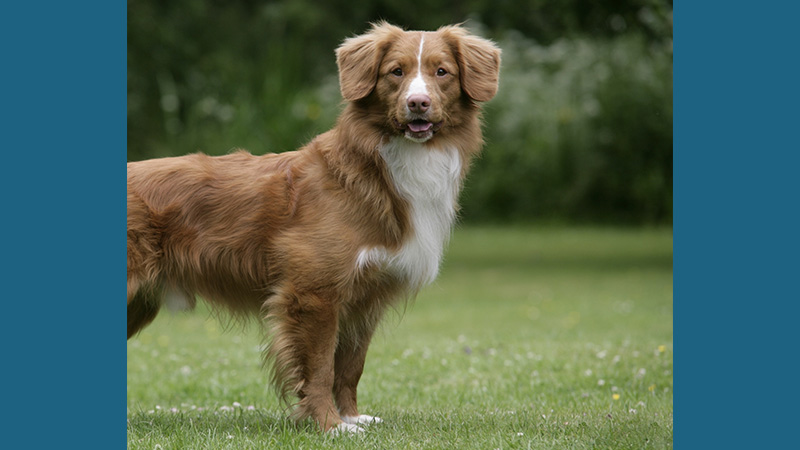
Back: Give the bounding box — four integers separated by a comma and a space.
391, 68, 403, 77
436, 68, 448, 77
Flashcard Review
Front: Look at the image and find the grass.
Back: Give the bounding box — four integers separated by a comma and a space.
127, 226, 673, 449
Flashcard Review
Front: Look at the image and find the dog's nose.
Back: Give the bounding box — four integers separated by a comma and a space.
407, 94, 431, 114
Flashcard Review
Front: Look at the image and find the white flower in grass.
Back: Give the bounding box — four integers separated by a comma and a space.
233, 402, 242, 408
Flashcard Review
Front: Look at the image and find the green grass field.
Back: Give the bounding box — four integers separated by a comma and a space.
127, 226, 673, 449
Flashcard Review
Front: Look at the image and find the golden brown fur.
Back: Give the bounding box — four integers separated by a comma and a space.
127, 22, 500, 432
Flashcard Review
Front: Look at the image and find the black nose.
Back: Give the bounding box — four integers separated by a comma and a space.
407, 94, 431, 114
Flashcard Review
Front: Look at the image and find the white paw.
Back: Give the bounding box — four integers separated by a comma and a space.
342, 414, 384, 425
328, 422, 364, 435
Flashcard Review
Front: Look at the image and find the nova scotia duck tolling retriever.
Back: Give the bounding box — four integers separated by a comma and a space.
127, 22, 501, 434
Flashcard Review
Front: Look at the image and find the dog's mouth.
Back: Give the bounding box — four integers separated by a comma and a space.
394, 119, 443, 142
407, 119, 433, 133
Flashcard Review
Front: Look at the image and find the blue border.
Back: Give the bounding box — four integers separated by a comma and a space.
3, 1, 797, 448
1, 2, 124, 448
675, 2, 799, 448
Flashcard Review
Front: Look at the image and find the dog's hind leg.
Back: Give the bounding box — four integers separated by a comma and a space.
127, 286, 162, 339
127, 190, 164, 339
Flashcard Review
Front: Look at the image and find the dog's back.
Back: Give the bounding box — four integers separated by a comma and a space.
127, 151, 300, 329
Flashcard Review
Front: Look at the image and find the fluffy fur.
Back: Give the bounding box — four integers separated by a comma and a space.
127, 22, 500, 432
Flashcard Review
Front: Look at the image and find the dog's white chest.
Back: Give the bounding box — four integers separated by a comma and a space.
357, 139, 461, 288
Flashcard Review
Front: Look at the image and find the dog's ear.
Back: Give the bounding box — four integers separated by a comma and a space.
336, 22, 403, 101
441, 26, 502, 102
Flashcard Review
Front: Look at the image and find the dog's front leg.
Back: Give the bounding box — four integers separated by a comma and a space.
265, 286, 347, 432
334, 309, 383, 426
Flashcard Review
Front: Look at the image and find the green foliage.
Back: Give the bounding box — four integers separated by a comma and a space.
128, 0, 673, 224
465, 31, 672, 224
128, 226, 673, 448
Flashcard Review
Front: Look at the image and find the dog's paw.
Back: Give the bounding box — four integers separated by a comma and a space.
328, 422, 365, 436
342, 414, 383, 425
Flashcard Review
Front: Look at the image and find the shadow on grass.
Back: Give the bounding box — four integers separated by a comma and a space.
444, 227, 673, 273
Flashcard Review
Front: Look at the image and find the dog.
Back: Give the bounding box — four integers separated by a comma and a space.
127, 22, 500, 433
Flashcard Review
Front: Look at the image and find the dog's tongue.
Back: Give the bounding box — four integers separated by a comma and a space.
408, 120, 433, 133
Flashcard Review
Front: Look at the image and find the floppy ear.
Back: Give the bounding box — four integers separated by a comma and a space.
441, 26, 502, 102
336, 22, 403, 101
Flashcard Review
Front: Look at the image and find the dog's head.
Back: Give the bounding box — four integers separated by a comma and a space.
336, 22, 501, 144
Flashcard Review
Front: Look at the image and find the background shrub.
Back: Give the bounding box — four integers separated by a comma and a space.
464, 31, 672, 224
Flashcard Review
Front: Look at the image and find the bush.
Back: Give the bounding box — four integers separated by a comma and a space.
461, 31, 672, 224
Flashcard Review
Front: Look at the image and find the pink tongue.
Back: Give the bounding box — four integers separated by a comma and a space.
408, 121, 433, 133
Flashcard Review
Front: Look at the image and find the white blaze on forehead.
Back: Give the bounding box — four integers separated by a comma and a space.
406, 34, 428, 97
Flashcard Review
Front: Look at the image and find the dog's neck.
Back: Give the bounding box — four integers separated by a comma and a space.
318, 105, 481, 285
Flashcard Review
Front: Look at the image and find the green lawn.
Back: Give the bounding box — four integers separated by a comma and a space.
127, 226, 673, 449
